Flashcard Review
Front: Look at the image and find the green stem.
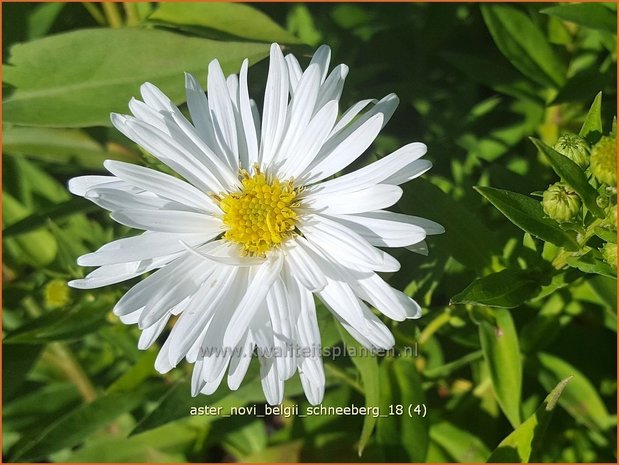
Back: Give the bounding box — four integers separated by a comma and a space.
418, 310, 451, 346
324, 363, 364, 394
102, 2, 124, 28
42, 343, 98, 402
552, 217, 605, 269
82, 2, 106, 26
123, 2, 140, 26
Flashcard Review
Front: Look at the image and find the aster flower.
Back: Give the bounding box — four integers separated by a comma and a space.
68, 43, 444, 405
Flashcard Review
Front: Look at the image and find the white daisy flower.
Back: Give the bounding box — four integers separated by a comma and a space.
68, 43, 444, 406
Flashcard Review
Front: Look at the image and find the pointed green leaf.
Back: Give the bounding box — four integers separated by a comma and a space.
430, 421, 491, 462
579, 91, 604, 144
451, 269, 541, 308
377, 356, 429, 461
337, 324, 380, 456
531, 138, 605, 218
488, 377, 572, 462
2, 126, 138, 169
478, 309, 522, 428
149, 3, 303, 44
537, 352, 613, 432
542, 4, 616, 34
475, 186, 579, 250
3, 28, 269, 127
9, 391, 146, 461
481, 5, 566, 88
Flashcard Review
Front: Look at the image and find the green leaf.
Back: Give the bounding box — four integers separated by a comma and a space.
2, 126, 138, 169
542, 4, 617, 34
430, 421, 490, 462
3, 28, 270, 127
337, 324, 380, 456
451, 269, 541, 308
149, 3, 303, 45
537, 352, 613, 432
376, 357, 429, 461
566, 250, 617, 278
481, 5, 566, 88
9, 391, 146, 461
530, 138, 605, 218
488, 377, 572, 462
478, 309, 522, 428
3, 299, 111, 344
579, 91, 604, 144
107, 350, 159, 394
2, 197, 98, 238
475, 186, 579, 251
2, 192, 57, 266
2, 344, 42, 402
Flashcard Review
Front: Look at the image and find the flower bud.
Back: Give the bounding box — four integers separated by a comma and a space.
44, 279, 71, 308
590, 135, 617, 186
542, 182, 581, 223
601, 242, 617, 270
554, 133, 590, 169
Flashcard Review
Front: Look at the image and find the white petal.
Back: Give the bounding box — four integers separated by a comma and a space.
180, 239, 265, 266
406, 240, 429, 256
238, 59, 259, 168
228, 332, 255, 390
384, 160, 432, 185
266, 278, 295, 380
77, 231, 214, 266
208, 59, 239, 170
68, 253, 179, 289
303, 184, 403, 215
309, 44, 331, 83
283, 237, 327, 292
301, 113, 384, 184
325, 212, 427, 248
330, 99, 375, 135
279, 100, 339, 180
315, 64, 348, 113
284, 53, 302, 93
260, 44, 289, 167
223, 254, 283, 349
260, 356, 284, 405
309, 143, 428, 195
167, 265, 238, 365
271, 63, 321, 171
111, 209, 222, 233
185, 72, 219, 156
138, 313, 170, 350
103, 160, 218, 213
68, 175, 117, 196
300, 215, 386, 271
351, 272, 422, 320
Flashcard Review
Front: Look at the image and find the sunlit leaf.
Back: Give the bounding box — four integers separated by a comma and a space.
475, 186, 579, 251
542, 4, 616, 34
3, 29, 270, 127
149, 2, 303, 44
481, 4, 566, 88
487, 377, 572, 462
579, 91, 604, 144
451, 269, 541, 308
478, 309, 522, 428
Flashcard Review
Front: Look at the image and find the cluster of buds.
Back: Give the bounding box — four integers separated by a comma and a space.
541, 131, 617, 270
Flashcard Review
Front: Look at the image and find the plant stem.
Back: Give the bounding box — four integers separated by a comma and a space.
82, 2, 106, 26
123, 2, 140, 26
42, 343, 97, 402
102, 2, 123, 28
552, 217, 605, 269
418, 310, 451, 346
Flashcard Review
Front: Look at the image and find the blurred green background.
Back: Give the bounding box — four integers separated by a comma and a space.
2, 2, 617, 462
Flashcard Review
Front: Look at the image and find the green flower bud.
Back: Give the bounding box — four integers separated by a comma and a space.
590, 135, 617, 186
554, 133, 590, 169
601, 242, 617, 270
608, 204, 617, 229
44, 279, 71, 308
542, 182, 581, 223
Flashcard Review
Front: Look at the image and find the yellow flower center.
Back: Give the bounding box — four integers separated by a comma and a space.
218, 168, 299, 256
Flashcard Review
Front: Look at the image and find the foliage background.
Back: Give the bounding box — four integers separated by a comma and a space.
2, 2, 617, 462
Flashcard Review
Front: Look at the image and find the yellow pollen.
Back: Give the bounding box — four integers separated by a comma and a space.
218, 169, 299, 256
